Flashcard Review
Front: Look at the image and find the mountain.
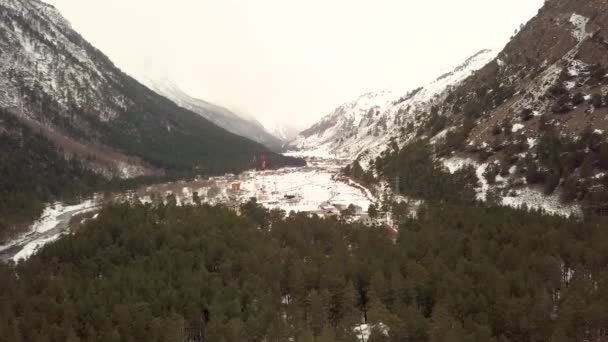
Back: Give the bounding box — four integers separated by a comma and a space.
261, 120, 301, 143
0, 0, 304, 238
288, 49, 497, 164
368, 0, 608, 214
143, 78, 285, 152
0, 0, 301, 176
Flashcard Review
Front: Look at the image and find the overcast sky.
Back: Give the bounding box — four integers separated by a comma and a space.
45, 0, 544, 130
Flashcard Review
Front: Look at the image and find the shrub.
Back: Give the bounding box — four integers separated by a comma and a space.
560, 175, 579, 202
599, 143, 608, 171
548, 83, 568, 97
525, 161, 546, 184
484, 163, 501, 184
543, 169, 561, 195
590, 93, 603, 108
589, 64, 606, 83
572, 92, 585, 106
491, 125, 502, 136
520, 108, 534, 121
551, 95, 572, 114
502, 120, 513, 135
539, 114, 550, 131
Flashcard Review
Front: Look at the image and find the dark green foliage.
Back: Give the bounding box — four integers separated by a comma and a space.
102, 82, 304, 174
2, 196, 608, 341
551, 95, 572, 114
589, 64, 606, 83
491, 125, 502, 136
483, 163, 500, 185
590, 93, 603, 108
424, 112, 448, 138
547, 84, 568, 97
368, 204, 378, 219
435, 119, 475, 156
572, 92, 585, 106
0, 110, 105, 242
599, 143, 608, 170
520, 108, 534, 121
375, 141, 477, 204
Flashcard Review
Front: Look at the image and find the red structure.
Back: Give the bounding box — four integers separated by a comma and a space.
261, 155, 267, 171
231, 183, 241, 191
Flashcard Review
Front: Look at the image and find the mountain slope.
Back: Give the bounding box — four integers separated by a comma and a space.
0, 0, 304, 240
0, 0, 301, 176
288, 49, 497, 164
373, 0, 608, 214
144, 78, 285, 152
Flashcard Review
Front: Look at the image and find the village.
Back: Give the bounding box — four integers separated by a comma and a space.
125, 158, 381, 224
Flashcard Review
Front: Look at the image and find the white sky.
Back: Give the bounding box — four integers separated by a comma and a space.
45, 0, 544, 129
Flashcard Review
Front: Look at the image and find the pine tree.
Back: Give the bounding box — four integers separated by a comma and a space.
366, 288, 391, 325
309, 290, 327, 336
368, 204, 378, 219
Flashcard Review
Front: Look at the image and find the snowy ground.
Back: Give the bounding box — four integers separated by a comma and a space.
235, 165, 373, 213
135, 158, 375, 216
0, 198, 100, 263
1, 158, 377, 263
354, 323, 389, 342
442, 157, 582, 217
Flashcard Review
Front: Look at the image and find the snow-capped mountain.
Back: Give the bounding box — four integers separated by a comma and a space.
142, 78, 285, 152
0, 0, 299, 178
288, 49, 497, 164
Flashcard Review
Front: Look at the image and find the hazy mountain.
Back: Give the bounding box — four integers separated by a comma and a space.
0, 0, 304, 238
261, 120, 301, 143
0, 0, 301, 178
142, 78, 286, 152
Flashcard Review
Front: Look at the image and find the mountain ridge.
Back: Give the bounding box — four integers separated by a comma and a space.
288, 49, 497, 165
141, 77, 287, 152
0, 0, 301, 175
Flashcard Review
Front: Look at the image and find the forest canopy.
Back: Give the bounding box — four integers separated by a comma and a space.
1, 198, 607, 342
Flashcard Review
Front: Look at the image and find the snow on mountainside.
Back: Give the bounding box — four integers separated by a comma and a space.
0, 0, 128, 122
288, 49, 497, 164
415, 0, 608, 215
142, 78, 285, 152
345, 0, 608, 217
0, 0, 297, 177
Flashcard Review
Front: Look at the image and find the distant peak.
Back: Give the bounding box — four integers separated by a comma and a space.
436, 49, 496, 82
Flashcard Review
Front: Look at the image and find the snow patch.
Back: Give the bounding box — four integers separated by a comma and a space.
502, 187, 582, 218
512, 123, 524, 133
354, 323, 389, 342
569, 13, 591, 43
0, 198, 100, 262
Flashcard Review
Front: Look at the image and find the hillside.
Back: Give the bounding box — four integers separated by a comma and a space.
143, 78, 285, 152
0, 0, 301, 174
314, 0, 608, 213
288, 49, 497, 165
410, 0, 608, 212
2, 200, 607, 341
0, 0, 304, 238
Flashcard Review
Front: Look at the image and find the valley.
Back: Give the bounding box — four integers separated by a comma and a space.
0, 156, 377, 264
2, 0, 608, 340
